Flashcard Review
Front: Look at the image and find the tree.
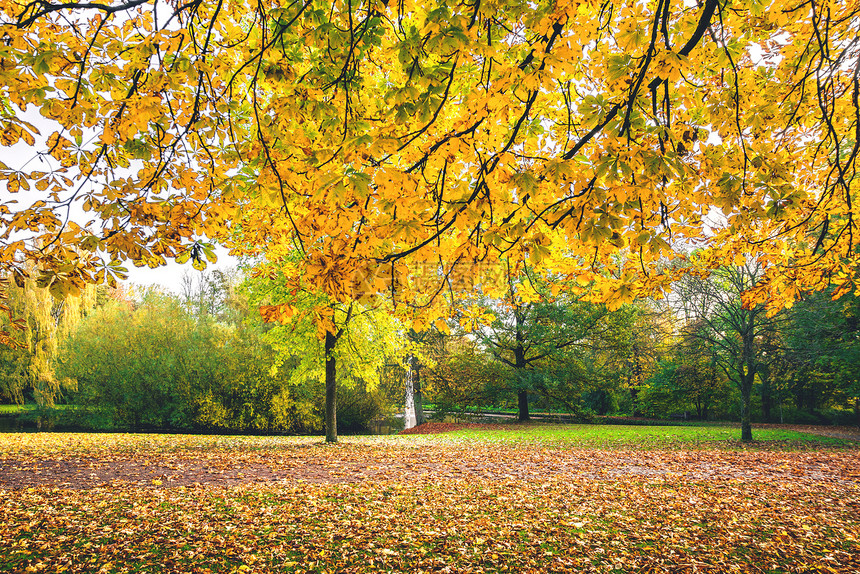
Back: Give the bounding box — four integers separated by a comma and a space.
2, 0, 859, 322
0, 268, 100, 406
254, 267, 403, 442
777, 289, 860, 422
180, 269, 242, 323
597, 301, 667, 416
675, 260, 785, 441
474, 261, 610, 420
422, 331, 501, 416
641, 323, 733, 421
57, 290, 199, 428
0, 320, 30, 404
402, 327, 433, 429
673, 324, 731, 420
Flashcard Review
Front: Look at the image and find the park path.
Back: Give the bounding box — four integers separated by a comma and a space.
1, 433, 858, 490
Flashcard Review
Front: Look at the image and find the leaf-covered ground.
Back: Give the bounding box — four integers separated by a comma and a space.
1, 425, 858, 573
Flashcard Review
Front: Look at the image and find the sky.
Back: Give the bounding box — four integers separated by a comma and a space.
123, 244, 238, 293
0, 104, 241, 294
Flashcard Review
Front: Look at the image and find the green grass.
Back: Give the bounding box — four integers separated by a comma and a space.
0, 404, 78, 415
0, 404, 35, 414
441, 422, 856, 448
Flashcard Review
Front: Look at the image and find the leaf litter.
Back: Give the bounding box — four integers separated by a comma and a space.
0, 430, 858, 573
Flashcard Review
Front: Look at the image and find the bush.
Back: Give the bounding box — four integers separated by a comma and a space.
822, 408, 860, 426
49, 405, 117, 430
773, 407, 859, 426
337, 384, 387, 432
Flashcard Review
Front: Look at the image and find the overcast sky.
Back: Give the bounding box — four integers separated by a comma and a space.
123, 244, 238, 293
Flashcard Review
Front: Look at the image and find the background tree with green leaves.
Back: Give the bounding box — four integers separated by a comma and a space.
476, 263, 613, 421
252, 266, 404, 442
774, 289, 860, 424
674, 261, 787, 441
641, 322, 735, 421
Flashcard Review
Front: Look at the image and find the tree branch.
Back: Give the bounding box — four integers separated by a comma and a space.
15, 0, 150, 28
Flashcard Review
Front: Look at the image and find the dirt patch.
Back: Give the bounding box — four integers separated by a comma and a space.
1, 425, 857, 490
2, 441, 859, 490
0, 457, 285, 489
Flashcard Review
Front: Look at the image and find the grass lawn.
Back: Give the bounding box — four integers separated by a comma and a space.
0, 425, 858, 573
439, 422, 856, 448
0, 404, 78, 415
0, 404, 35, 414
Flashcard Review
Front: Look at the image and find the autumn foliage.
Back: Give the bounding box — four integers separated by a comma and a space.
1, 0, 859, 331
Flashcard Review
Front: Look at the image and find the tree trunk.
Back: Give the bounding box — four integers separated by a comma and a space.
854, 396, 859, 428
514, 313, 529, 421
414, 361, 425, 425
517, 389, 530, 422
739, 325, 756, 442
325, 331, 338, 443
629, 386, 642, 417
404, 355, 416, 430
740, 371, 753, 442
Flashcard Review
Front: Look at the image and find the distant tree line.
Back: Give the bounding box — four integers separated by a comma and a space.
420, 261, 860, 431
0, 270, 397, 433
0, 264, 858, 435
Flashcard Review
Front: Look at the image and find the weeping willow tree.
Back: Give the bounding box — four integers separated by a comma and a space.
1, 269, 100, 406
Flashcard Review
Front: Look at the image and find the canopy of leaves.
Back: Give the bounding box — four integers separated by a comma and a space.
1, 0, 858, 328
